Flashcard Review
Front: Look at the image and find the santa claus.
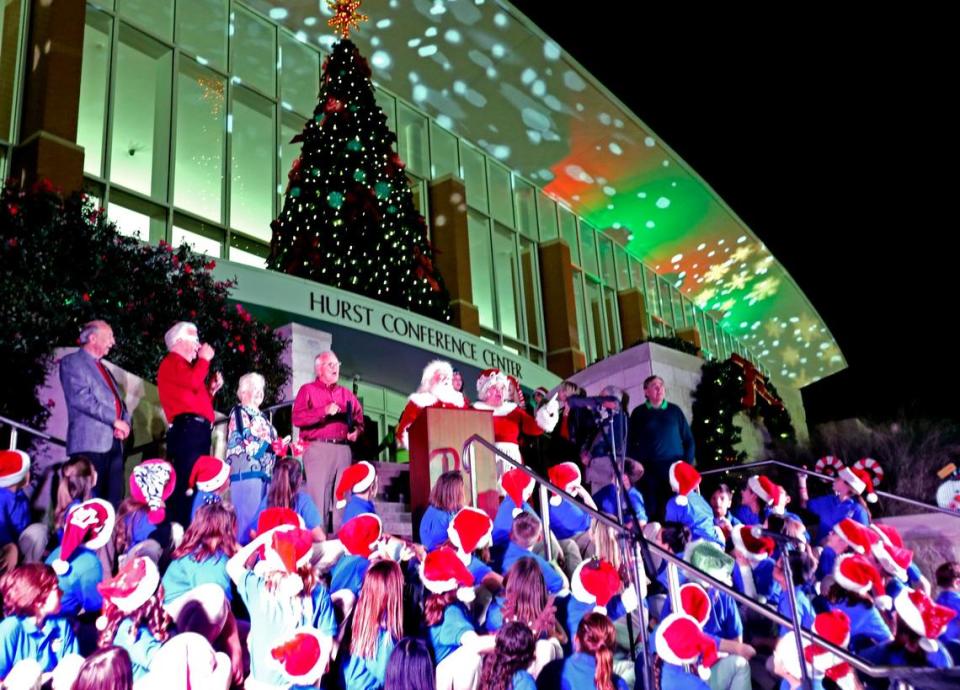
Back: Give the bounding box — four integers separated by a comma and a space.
395, 360, 470, 449
472, 368, 559, 468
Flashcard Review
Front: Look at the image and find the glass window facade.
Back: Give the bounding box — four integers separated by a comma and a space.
73, 0, 761, 380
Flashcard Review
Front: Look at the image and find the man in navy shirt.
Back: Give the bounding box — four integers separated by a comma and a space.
627, 375, 695, 520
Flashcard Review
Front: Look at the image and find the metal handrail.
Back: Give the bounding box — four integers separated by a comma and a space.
459, 434, 960, 684
0, 414, 66, 449
700, 459, 960, 519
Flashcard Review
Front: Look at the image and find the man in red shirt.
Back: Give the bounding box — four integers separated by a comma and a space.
292, 350, 363, 532
157, 321, 223, 524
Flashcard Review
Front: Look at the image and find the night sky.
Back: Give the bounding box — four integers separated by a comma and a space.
509, 5, 955, 426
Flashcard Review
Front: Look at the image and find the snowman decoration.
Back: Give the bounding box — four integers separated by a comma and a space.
936, 463, 960, 513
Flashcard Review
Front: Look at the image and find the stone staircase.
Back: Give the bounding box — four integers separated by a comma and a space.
368, 461, 413, 540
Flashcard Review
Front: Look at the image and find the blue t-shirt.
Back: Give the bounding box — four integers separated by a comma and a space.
555, 652, 629, 690
112, 618, 162, 680
330, 554, 370, 597
548, 500, 592, 540
340, 627, 395, 690
937, 590, 960, 644
492, 498, 536, 548
124, 510, 157, 549
161, 551, 232, 603
484, 594, 505, 633
428, 602, 475, 665
420, 506, 455, 552
659, 661, 712, 690
829, 600, 892, 652
659, 589, 742, 645
0, 615, 79, 678
776, 586, 816, 636
665, 492, 723, 546
816, 545, 838, 582
860, 641, 952, 690
342, 496, 376, 525
0, 488, 30, 547
511, 669, 536, 690
45, 546, 103, 616
732, 557, 781, 604
560, 595, 628, 652
732, 504, 763, 526
466, 554, 493, 585
501, 542, 565, 595
237, 569, 337, 686
593, 485, 647, 526
807, 494, 869, 544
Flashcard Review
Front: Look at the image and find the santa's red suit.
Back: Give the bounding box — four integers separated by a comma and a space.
396, 388, 468, 448
472, 399, 558, 464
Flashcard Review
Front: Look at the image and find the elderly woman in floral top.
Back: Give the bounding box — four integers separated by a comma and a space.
226, 372, 278, 539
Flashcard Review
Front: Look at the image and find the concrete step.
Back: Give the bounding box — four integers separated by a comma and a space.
374, 500, 410, 515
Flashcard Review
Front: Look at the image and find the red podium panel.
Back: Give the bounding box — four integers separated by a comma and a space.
408, 408, 499, 527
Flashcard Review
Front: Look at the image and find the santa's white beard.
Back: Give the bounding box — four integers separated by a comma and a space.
428, 381, 461, 405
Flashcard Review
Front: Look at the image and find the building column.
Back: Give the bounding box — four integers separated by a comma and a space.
427, 175, 481, 335
10, 0, 86, 193
616, 288, 649, 349
538, 239, 585, 378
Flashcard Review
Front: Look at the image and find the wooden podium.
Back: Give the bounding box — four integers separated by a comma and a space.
408, 408, 499, 534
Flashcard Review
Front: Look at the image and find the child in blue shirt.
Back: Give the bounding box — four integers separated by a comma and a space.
0, 450, 48, 567
501, 513, 567, 596
710, 484, 742, 546
477, 621, 537, 690
419, 470, 466, 552
493, 468, 538, 552
771, 547, 818, 636
336, 461, 379, 525
185, 454, 231, 522
47, 498, 116, 617
162, 501, 237, 605
0, 563, 79, 679
227, 522, 337, 688
96, 556, 170, 680
338, 560, 405, 690
330, 513, 382, 599
540, 612, 630, 690
733, 474, 778, 526
243, 457, 325, 544
935, 561, 960, 653
591, 458, 648, 529
664, 462, 723, 546
799, 467, 871, 544
50, 456, 96, 545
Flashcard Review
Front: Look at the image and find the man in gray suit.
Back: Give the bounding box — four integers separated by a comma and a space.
59, 320, 131, 507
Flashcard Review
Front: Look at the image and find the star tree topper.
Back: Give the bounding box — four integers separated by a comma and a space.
327, 0, 368, 39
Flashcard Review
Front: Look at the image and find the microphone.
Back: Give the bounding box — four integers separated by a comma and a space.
353, 374, 360, 395
750, 525, 805, 544
565, 395, 621, 411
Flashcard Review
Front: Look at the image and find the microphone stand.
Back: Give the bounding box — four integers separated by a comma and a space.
595, 402, 657, 690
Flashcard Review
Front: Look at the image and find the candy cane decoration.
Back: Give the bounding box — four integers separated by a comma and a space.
815, 455, 844, 478
852, 457, 884, 487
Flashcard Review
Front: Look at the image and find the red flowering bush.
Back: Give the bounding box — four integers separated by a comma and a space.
0, 179, 289, 442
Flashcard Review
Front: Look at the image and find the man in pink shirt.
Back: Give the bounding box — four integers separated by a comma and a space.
292, 351, 363, 531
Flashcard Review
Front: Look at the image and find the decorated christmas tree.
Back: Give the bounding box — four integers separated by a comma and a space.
268, 2, 451, 322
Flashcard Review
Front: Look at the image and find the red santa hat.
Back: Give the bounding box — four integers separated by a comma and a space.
571, 559, 622, 615
253, 526, 315, 597
654, 613, 719, 680
185, 455, 230, 496
95, 557, 160, 630
730, 524, 775, 563
129, 458, 176, 525
832, 518, 879, 555
873, 541, 913, 582
419, 546, 476, 603
678, 583, 712, 627
838, 465, 877, 503
256, 507, 305, 535
668, 461, 701, 506
547, 462, 582, 506
476, 368, 508, 399
869, 522, 904, 549
747, 475, 780, 507
270, 628, 327, 685
805, 611, 854, 687
447, 507, 493, 556
335, 461, 376, 508
338, 513, 382, 558
894, 587, 957, 652
501, 468, 535, 517
53, 498, 115, 575
0, 450, 30, 488
420, 360, 454, 389
834, 553, 891, 609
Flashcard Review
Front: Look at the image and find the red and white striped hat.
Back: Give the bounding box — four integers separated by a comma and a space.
894, 587, 957, 652
447, 507, 493, 556
548, 462, 582, 506
654, 613, 719, 680
335, 461, 376, 508
669, 461, 701, 506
